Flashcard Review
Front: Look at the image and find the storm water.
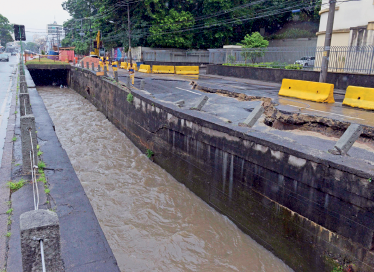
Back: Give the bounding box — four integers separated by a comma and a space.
38, 86, 293, 272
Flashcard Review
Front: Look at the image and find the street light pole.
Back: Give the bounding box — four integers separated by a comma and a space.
127, 1, 132, 66
319, 0, 336, 83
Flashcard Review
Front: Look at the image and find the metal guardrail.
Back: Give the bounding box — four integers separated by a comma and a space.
208, 46, 374, 74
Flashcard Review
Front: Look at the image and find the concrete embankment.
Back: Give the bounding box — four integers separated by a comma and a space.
61, 66, 374, 272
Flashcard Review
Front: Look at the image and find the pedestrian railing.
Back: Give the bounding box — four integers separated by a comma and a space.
208, 46, 374, 74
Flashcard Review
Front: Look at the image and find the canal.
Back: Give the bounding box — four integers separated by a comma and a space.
38, 86, 292, 272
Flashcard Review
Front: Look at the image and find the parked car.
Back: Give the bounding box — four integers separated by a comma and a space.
0, 53, 9, 62
11, 52, 17, 56
295, 56, 315, 67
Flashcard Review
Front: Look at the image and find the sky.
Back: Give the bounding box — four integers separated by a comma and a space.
1, 0, 71, 42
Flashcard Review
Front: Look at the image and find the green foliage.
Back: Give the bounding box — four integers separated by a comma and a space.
285, 64, 303, 70
7, 179, 25, 191
369, 178, 372, 183
37, 151, 43, 156
38, 161, 46, 172
41, 50, 45, 55
45, 188, 50, 194
37, 144, 40, 150
5, 232, 11, 238
12, 136, 17, 142
6, 208, 13, 215
238, 32, 269, 64
223, 61, 287, 69
127, 93, 134, 103
331, 266, 344, 272
146, 149, 154, 159
0, 14, 14, 47
272, 28, 315, 40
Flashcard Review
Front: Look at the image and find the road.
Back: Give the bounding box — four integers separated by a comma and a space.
0, 54, 17, 166
109, 67, 374, 161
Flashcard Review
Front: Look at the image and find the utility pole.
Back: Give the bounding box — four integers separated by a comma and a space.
319, 0, 336, 83
127, 1, 132, 66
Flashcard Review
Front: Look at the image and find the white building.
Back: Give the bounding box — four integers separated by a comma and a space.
317, 0, 374, 46
46, 21, 64, 52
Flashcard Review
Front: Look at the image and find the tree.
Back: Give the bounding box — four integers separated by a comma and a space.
0, 14, 13, 47
238, 32, 268, 64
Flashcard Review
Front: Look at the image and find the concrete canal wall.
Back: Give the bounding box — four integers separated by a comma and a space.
32, 66, 374, 271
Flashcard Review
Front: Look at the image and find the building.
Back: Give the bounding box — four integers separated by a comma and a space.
317, 0, 374, 46
46, 21, 64, 52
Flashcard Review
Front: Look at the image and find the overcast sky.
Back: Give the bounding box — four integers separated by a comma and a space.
1, 0, 71, 42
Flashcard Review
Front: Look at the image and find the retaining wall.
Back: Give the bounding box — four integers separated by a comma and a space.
69, 67, 374, 272
207, 64, 374, 90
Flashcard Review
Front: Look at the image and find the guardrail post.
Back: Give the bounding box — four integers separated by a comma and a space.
98, 65, 101, 72
86, 62, 89, 69
127, 76, 131, 88
104, 65, 108, 77
91, 63, 95, 71
20, 210, 64, 271
240, 103, 264, 128
114, 71, 118, 82
329, 124, 363, 155
191, 96, 209, 111
140, 79, 145, 90
19, 93, 31, 116
20, 114, 38, 173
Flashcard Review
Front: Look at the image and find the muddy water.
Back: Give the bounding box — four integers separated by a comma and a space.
38, 86, 292, 272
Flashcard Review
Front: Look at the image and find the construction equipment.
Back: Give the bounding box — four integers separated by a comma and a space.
93, 31, 103, 57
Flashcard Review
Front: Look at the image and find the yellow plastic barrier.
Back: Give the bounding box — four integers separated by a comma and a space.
175, 66, 199, 75
120, 62, 127, 69
278, 79, 335, 103
152, 65, 175, 74
138, 64, 151, 73
343, 86, 374, 110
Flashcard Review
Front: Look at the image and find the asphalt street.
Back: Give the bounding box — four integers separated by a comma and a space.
111, 67, 374, 162
0, 54, 18, 166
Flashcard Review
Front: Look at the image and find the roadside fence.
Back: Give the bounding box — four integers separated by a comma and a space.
143, 50, 210, 64
208, 46, 374, 74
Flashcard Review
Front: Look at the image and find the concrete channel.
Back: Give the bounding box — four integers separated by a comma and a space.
9, 64, 374, 272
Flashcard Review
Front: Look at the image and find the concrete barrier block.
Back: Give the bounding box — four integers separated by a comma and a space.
329, 124, 363, 155
19, 93, 31, 116
20, 210, 64, 271
140, 80, 145, 90
241, 103, 264, 128
191, 96, 208, 111
343, 86, 374, 110
175, 100, 185, 107
20, 82, 28, 94
20, 115, 38, 173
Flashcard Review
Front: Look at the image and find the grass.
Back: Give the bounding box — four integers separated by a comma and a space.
38, 161, 46, 170
44, 188, 50, 194
6, 208, 13, 215
7, 179, 25, 192
14, 111, 18, 114
25, 58, 69, 65
5, 232, 11, 238
37, 144, 40, 150
37, 172, 47, 184
37, 151, 43, 156
127, 93, 134, 103
146, 149, 154, 159
12, 136, 17, 142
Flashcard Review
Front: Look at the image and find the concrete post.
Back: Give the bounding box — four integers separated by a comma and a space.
140, 79, 145, 90
104, 65, 108, 77
329, 124, 363, 155
86, 62, 89, 69
92, 63, 95, 71
175, 100, 185, 107
20, 114, 38, 173
20, 82, 28, 94
191, 96, 209, 111
241, 103, 264, 128
20, 210, 64, 271
98, 65, 101, 72
19, 93, 31, 116
20, 75, 26, 83
114, 71, 118, 82
127, 76, 131, 88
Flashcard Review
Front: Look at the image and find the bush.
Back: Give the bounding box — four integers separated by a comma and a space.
285, 64, 303, 70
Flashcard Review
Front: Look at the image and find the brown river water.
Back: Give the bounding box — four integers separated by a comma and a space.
38, 86, 293, 272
